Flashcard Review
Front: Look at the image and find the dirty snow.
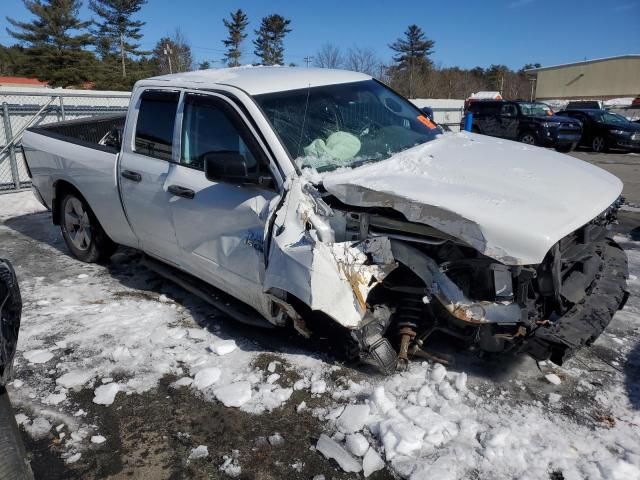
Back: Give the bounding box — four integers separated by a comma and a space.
92, 383, 121, 406
214, 381, 252, 408
23, 349, 54, 364
188, 445, 209, 460
209, 339, 237, 355
3, 190, 640, 479
90, 435, 106, 444
316, 434, 362, 473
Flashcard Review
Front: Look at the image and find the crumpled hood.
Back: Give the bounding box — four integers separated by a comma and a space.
322, 132, 623, 265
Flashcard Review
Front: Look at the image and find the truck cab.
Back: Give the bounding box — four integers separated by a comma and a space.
464, 100, 583, 152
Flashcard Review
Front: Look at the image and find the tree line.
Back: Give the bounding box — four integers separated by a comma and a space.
0, 1, 294, 89
1, 1, 540, 100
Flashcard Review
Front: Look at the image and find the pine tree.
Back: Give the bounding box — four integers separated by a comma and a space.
253, 14, 291, 66
6, 0, 94, 87
89, 0, 147, 79
222, 9, 248, 67
389, 25, 435, 97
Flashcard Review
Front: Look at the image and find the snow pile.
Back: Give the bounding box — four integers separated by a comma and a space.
0, 191, 46, 221
317, 362, 640, 480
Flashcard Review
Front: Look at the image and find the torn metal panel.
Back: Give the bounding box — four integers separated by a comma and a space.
264, 178, 398, 329
389, 240, 521, 325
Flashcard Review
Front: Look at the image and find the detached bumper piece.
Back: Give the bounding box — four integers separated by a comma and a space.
525, 240, 629, 364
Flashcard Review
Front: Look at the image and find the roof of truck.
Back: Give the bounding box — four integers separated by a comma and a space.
145, 66, 371, 96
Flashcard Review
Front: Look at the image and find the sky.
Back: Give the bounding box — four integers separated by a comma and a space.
1, 0, 639, 70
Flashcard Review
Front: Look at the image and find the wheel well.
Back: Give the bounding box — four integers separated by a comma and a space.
52, 180, 85, 226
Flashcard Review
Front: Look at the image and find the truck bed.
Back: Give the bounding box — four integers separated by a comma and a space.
22, 114, 138, 248
27, 114, 125, 153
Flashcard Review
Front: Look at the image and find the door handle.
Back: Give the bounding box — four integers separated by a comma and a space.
168, 185, 195, 199
121, 170, 142, 182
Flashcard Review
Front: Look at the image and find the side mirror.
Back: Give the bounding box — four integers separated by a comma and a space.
204, 152, 270, 187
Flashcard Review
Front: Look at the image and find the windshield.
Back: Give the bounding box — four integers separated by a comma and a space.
590, 111, 629, 125
518, 102, 552, 116
255, 80, 440, 172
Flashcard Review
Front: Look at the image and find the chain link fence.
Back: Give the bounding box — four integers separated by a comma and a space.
0, 89, 130, 193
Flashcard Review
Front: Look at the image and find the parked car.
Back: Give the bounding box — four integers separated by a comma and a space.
22, 67, 628, 373
0, 258, 32, 480
565, 100, 603, 110
556, 109, 640, 152
463, 100, 582, 152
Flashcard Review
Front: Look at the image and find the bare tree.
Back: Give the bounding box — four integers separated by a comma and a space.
152, 28, 193, 75
314, 43, 343, 68
344, 46, 379, 76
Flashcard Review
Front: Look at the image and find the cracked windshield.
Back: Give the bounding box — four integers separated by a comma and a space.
256, 80, 441, 172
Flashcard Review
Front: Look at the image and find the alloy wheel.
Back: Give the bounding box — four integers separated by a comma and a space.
592, 136, 605, 152
521, 134, 536, 145
64, 197, 91, 251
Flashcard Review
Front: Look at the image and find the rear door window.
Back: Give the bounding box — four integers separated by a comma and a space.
134, 90, 179, 160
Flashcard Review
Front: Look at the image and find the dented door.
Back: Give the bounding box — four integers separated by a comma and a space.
167, 92, 279, 307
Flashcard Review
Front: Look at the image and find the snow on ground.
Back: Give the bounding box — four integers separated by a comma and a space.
2, 190, 640, 479
0, 190, 46, 220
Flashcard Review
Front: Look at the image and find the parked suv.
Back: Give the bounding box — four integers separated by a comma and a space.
556, 109, 640, 152
463, 100, 583, 152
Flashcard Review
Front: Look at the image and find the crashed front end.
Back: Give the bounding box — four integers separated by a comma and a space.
264, 178, 629, 374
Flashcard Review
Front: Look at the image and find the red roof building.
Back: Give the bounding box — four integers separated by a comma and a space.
0, 76, 48, 88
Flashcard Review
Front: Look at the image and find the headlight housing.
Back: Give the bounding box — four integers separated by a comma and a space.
541, 122, 561, 128
610, 129, 628, 136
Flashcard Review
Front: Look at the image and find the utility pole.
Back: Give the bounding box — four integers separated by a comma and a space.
500, 75, 504, 96
120, 33, 126, 79
529, 76, 536, 101
303, 55, 314, 67
163, 44, 173, 74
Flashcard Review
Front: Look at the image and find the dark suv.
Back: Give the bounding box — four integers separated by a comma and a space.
463, 100, 583, 152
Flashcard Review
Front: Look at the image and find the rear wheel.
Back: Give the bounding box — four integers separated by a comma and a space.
519, 131, 537, 146
592, 135, 606, 152
59, 193, 116, 263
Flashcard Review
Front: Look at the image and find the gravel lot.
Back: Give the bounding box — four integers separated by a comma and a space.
1, 150, 639, 480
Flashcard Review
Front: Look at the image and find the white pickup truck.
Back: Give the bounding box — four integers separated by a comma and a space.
23, 67, 629, 373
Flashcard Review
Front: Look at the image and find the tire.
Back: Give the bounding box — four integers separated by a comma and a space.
555, 144, 572, 153
59, 193, 116, 263
519, 131, 537, 146
0, 387, 33, 480
592, 135, 606, 153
